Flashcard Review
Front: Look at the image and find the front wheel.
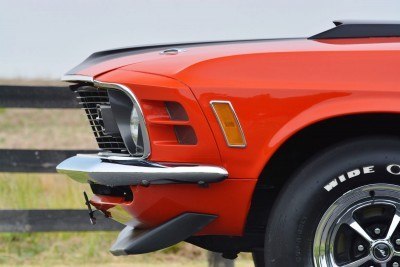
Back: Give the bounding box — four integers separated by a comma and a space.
265, 137, 400, 266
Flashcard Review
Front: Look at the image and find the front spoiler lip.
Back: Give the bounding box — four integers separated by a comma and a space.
110, 213, 217, 256
56, 154, 228, 186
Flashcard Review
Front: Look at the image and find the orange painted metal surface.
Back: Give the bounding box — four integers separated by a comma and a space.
91, 179, 256, 235
80, 37, 400, 236
97, 70, 222, 165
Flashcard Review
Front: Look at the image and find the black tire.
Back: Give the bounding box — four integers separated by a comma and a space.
264, 136, 400, 266
252, 250, 265, 267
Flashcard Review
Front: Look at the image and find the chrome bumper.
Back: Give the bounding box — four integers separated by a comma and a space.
56, 154, 228, 186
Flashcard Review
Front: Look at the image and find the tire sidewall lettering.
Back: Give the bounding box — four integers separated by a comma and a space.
324, 164, 400, 192
387, 164, 400, 175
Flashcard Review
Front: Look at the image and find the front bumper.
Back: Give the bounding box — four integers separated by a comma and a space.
56, 154, 228, 186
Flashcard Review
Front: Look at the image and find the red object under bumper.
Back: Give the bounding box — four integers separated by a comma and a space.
90, 178, 257, 236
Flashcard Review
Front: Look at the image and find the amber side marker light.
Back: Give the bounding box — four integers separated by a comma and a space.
210, 101, 246, 148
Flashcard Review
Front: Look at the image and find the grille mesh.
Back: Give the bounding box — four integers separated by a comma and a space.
74, 86, 129, 155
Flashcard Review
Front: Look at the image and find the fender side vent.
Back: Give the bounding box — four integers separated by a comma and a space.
174, 125, 197, 145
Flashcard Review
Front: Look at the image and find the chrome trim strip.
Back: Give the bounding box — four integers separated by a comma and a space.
61, 74, 151, 159
94, 80, 151, 159
210, 100, 247, 148
56, 154, 228, 186
61, 74, 93, 83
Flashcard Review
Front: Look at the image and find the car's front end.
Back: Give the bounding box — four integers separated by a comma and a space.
57, 21, 400, 266
57, 46, 258, 255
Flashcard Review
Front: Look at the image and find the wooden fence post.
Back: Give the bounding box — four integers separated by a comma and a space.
207, 251, 235, 267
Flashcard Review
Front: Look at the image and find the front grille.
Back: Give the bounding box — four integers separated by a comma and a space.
74, 86, 129, 155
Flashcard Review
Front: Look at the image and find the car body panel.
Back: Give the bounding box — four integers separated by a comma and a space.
94, 38, 400, 179
91, 179, 256, 236
96, 70, 222, 165
74, 38, 400, 79
66, 37, 400, 237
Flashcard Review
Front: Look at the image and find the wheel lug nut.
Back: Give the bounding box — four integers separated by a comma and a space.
393, 262, 399, 267
396, 239, 400, 245
357, 245, 365, 252
374, 228, 381, 235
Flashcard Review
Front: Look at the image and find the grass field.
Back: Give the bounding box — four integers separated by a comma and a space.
0, 88, 253, 266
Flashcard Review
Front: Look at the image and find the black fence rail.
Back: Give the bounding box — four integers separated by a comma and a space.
0, 149, 96, 173
0, 84, 119, 232
0, 210, 123, 232
0, 85, 78, 108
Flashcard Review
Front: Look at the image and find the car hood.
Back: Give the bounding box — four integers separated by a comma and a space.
65, 37, 400, 81
65, 38, 304, 78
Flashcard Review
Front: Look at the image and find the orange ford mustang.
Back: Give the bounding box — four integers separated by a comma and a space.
58, 21, 400, 266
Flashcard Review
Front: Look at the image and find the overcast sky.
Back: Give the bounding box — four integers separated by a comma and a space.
1, 0, 399, 79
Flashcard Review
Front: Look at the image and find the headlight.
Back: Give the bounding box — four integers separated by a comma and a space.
107, 88, 148, 157
130, 105, 140, 145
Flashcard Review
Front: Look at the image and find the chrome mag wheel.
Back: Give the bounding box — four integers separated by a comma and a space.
314, 184, 400, 267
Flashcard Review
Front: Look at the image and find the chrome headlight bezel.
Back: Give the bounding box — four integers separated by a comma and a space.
99, 82, 150, 159
130, 105, 140, 146
63, 75, 150, 159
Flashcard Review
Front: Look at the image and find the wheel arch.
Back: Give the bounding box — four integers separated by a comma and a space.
245, 112, 400, 237
188, 113, 400, 256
